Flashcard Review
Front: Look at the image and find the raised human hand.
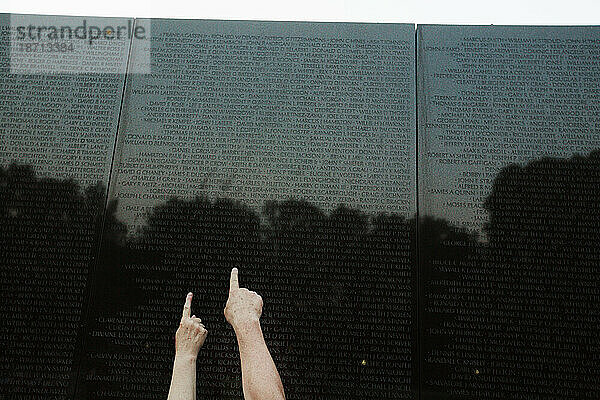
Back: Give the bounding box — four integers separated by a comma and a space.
224, 268, 263, 331
174, 292, 207, 358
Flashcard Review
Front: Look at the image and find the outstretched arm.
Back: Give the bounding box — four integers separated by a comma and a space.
167, 292, 208, 400
224, 268, 286, 400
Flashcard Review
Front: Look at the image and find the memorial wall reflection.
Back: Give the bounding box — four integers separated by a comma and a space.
418, 25, 600, 399
0, 13, 129, 398
0, 17, 599, 400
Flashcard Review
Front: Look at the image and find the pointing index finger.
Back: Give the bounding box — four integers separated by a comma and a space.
230, 268, 239, 291
182, 292, 192, 319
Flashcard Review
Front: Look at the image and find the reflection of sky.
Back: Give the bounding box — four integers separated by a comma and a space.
418, 25, 600, 238
110, 19, 416, 233
0, 14, 128, 189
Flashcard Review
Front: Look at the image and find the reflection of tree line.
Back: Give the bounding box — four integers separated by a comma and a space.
0, 149, 598, 399
421, 151, 600, 398
0, 164, 107, 397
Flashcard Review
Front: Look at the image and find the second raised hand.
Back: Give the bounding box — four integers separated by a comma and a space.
174, 292, 208, 358
224, 268, 263, 331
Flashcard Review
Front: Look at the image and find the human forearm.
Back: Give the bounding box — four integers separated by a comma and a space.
235, 319, 285, 400
167, 354, 197, 400
167, 292, 208, 400
225, 268, 286, 400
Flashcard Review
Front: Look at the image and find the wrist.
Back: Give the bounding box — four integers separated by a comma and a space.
174, 353, 197, 364
233, 318, 262, 343
233, 317, 260, 333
